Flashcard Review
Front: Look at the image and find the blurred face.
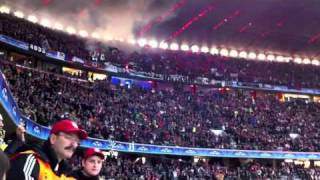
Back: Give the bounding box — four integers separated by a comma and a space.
82, 155, 103, 177
50, 132, 80, 161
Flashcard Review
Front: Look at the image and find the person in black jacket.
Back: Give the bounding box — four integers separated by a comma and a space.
69, 148, 105, 180
6, 119, 88, 180
4, 123, 26, 156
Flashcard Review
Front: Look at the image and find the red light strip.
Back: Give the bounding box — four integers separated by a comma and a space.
166, 4, 215, 42
138, 0, 188, 37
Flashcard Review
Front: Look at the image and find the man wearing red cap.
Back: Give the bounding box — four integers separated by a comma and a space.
69, 148, 105, 180
6, 119, 88, 180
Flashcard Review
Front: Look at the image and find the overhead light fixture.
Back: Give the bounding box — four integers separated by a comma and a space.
79, 30, 88, 37
27, 15, 38, 23
257, 53, 266, 60
0, 6, 10, 14
13, 11, 24, 18
312, 59, 319, 66
91, 32, 100, 39
180, 44, 189, 51
159, 41, 169, 49
303, 58, 311, 64
53, 23, 63, 31
40, 19, 51, 28
248, 52, 256, 59
149, 40, 158, 48
170, 43, 179, 51
294, 57, 302, 64
239, 51, 247, 58
220, 48, 229, 56
66, 26, 76, 34
137, 38, 147, 47
229, 50, 238, 57
191, 45, 199, 53
267, 54, 275, 61
201, 46, 209, 53
276, 56, 284, 62
210, 47, 219, 55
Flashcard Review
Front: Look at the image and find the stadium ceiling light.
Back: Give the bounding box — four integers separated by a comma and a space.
180, 44, 189, 51
267, 54, 275, 61
303, 58, 311, 64
220, 48, 229, 56
276, 55, 284, 62
257, 53, 266, 60
149, 40, 158, 48
79, 30, 88, 37
200, 46, 209, 53
0, 6, 10, 14
210, 47, 219, 55
170, 43, 179, 51
159, 41, 169, 49
128, 39, 136, 44
91, 32, 100, 39
66, 26, 76, 34
239, 51, 247, 58
229, 50, 238, 57
191, 45, 199, 53
294, 57, 302, 64
312, 59, 320, 66
27, 15, 38, 23
248, 52, 256, 59
53, 23, 63, 31
40, 19, 51, 28
284, 57, 291, 63
104, 36, 113, 41
13, 11, 24, 18
138, 38, 147, 47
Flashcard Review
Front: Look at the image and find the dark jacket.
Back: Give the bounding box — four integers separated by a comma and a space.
6, 140, 73, 179
69, 169, 100, 180
4, 138, 24, 156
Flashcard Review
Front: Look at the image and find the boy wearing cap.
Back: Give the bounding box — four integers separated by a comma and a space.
6, 119, 88, 180
69, 148, 104, 180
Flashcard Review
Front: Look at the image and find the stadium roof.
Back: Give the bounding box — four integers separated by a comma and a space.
3, 0, 320, 58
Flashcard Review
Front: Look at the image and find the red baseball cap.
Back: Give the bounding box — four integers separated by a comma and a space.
83, 148, 105, 160
50, 119, 88, 140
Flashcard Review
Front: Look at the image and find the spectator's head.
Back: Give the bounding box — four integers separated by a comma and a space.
49, 119, 88, 161
82, 148, 104, 177
0, 150, 10, 180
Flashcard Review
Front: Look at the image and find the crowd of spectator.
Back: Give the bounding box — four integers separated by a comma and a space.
1, 13, 320, 89
69, 154, 320, 180
1, 60, 320, 152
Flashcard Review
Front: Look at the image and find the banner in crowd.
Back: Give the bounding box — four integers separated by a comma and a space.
0, 34, 29, 50
223, 81, 320, 95
29, 44, 46, 54
46, 50, 65, 61
71, 56, 85, 64
1, 71, 320, 159
105, 63, 121, 73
